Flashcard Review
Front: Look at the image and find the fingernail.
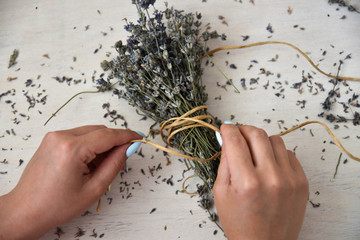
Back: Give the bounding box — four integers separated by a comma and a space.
126, 131, 145, 158
215, 131, 223, 147
136, 130, 146, 137
223, 120, 235, 125
126, 141, 141, 157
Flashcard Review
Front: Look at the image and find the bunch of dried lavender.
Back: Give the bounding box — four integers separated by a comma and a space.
328, 0, 360, 13
101, 0, 226, 191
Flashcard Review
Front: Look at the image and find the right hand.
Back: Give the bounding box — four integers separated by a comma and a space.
213, 124, 309, 240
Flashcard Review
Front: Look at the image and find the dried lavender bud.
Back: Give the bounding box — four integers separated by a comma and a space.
100, 60, 112, 71
132, 0, 156, 9
8, 49, 19, 68
353, 112, 360, 126
208, 212, 217, 222
328, 0, 360, 13
197, 184, 207, 196
199, 196, 211, 210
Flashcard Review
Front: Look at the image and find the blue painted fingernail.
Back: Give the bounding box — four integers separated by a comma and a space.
126, 141, 141, 157
136, 131, 146, 137
215, 131, 223, 147
126, 131, 145, 158
224, 120, 235, 125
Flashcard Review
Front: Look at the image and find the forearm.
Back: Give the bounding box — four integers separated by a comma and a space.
0, 191, 50, 240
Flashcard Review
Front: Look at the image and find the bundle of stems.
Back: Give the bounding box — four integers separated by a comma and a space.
101, 0, 226, 191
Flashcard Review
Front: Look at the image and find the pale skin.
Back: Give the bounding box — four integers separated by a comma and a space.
0, 124, 308, 240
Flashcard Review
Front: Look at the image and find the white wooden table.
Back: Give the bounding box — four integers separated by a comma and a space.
1, 0, 360, 239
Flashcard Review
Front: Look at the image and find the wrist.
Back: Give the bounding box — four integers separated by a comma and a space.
0, 190, 51, 240
0, 193, 21, 240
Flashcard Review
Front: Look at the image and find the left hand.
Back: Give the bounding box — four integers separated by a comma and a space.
0, 125, 142, 240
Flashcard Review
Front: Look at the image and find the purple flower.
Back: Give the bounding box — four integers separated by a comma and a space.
155, 12, 163, 22
124, 22, 134, 32
132, 0, 156, 9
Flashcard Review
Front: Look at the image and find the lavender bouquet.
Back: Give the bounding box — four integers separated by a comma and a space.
101, 0, 226, 194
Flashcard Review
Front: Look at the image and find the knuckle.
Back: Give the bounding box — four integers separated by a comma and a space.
287, 149, 295, 157
269, 135, 284, 145
289, 177, 309, 198
267, 175, 285, 195
93, 182, 107, 198
44, 131, 62, 142
233, 177, 261, 197
57, 138, 76, 153
45, 131, 75, 153
286, 178, 297, 195
253, 128, 268, 139
243, 126, 268, 140
287, 178, 297, 190
300, 175, 310, 192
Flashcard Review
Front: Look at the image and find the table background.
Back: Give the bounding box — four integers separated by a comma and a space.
1, 0, 360, 239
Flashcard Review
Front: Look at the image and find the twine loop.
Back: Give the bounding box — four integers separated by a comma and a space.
133, 106, 221, 162
132, 107, 360, 163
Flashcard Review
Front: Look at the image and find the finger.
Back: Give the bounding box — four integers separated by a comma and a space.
79, 128, 143, 160
215, 152, 231, 186
287, 150, 305, 175
220, 124, 254, 180
58, 125, 107, 136
87, 144, 130, 192
269, 135, 291, 170
213, 154, 229, 201
287, 151, 308, 190
239, 125, 276, 169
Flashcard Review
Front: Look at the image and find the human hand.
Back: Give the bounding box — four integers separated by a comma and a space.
0, 125, 143, 240
213, 124, 309, 240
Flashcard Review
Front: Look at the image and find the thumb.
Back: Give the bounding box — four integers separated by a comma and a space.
88, 144, 130, 192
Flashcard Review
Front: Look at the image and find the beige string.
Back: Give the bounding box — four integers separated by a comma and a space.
206, 41, 360, 82
99, 41, 360, 202
138, 108, 360, 196
96, 198, 102, 212
131, 106, 360, 163
133, 106, 221, 162
279, 121, 360, 162
182, 175, 198, 195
